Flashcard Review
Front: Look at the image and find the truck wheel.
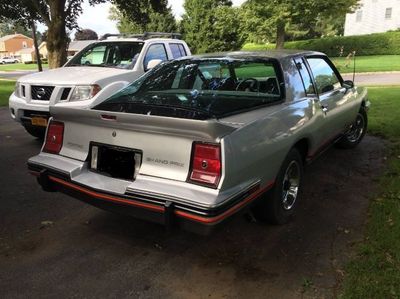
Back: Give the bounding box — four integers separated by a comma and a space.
253, 148, 304, 224
24, 125, 45, 139
336, 108, 367, 149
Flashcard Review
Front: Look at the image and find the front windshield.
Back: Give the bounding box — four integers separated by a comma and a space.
67, 41, 144, 69
94, 58, 283, 119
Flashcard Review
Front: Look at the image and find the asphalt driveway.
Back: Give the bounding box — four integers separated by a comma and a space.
0, 107, 386, 298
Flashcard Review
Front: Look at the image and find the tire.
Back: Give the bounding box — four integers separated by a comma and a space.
336, 108, 367, 149
24, 125, 45, 139
253, 148, 304, 224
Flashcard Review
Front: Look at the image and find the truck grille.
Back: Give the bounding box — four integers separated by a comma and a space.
31, 85, 54, 101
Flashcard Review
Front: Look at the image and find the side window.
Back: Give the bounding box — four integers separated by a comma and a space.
306, 57, 341, 94
144, 44, 168, 69
294, 58, 315, 95
169, 43, 187, 59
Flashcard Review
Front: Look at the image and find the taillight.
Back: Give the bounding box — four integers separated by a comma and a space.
43, 121, 64, 154
189, 142, 221, 188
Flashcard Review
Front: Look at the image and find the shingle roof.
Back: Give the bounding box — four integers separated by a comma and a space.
17, 47, 35, 54
68, 40, 97, 51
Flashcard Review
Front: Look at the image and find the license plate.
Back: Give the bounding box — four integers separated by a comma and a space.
90, 143, 142, 181
31, 117, 48, 127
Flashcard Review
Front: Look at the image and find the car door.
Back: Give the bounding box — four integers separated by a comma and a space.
305, 55, 350, 144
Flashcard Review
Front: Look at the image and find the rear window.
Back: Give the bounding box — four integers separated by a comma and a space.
170, 43, 187, 59
94, 59, 283, 119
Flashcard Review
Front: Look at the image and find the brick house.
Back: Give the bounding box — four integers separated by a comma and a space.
0, 34, 33, 58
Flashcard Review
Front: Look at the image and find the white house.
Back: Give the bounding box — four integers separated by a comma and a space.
344, 0, 400, 36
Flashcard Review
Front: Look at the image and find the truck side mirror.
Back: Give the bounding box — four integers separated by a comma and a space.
146, 59, 162, 71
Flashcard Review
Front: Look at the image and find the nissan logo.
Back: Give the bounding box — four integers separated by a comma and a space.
36, 88, 46, 99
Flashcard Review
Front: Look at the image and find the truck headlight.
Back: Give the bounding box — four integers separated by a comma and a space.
14, 82, 21, 97
70, 85, 101, 101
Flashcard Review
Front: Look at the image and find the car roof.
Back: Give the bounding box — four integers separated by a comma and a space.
191, 50, 325, 60
98, 38, 184, 43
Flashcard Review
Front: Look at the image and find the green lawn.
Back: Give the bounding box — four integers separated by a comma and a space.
341, 86, 400, 298
0, 80, 15, 106
0, 63, 48, 72
332, 55, 400, 73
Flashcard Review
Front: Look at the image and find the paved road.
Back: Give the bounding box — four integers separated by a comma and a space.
343, 72, 400, 86
0, 70, 37, 80
0, 107, 386, 298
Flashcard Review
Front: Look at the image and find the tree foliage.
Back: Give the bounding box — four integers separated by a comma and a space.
74, 28, 98, 40
181, 0, 242, 54
240, 0, 359, 48
109, 2, 177, 34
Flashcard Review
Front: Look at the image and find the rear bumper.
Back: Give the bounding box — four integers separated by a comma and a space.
28, 159, 273, 235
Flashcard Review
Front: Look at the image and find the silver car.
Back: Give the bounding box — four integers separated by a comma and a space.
28, 51, 369, 234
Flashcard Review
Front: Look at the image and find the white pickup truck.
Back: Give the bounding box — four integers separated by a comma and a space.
9, 32, 191, 138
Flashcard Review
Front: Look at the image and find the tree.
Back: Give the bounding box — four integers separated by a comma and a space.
74, 28, 98, 40
181, 0, 241, 54
0, 1, 165, 68
109, 3, 177, 34
240, 0, 358, 49
0, 19, 33, 37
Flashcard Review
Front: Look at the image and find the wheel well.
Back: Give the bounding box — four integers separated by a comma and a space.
293, 138, 309, 162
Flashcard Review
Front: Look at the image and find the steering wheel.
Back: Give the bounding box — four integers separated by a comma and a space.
236, 78, 259, 92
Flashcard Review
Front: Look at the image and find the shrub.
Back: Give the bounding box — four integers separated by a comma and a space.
242, 31, 400, 57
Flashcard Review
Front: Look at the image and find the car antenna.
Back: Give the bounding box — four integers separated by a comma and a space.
352, 50, 356, 84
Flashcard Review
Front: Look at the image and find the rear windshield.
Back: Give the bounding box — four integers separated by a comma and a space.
66, 42, 144, 70
94, 58, 283, 119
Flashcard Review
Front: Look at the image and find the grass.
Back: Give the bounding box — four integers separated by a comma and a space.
0, 63, 48, 72
331, 55, 400, 73
341, 86, 400, 298
0, 80, 16, 106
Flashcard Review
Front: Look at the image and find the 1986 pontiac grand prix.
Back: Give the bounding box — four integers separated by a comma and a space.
28, 51, 369, 234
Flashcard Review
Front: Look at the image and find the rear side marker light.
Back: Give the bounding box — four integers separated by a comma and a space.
43, 121, 64, 154
189, 142, 221, 188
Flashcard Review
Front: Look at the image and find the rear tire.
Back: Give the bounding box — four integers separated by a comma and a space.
336, 108, 367, 149
24, 125, 45, 139
253, 148, 304, 224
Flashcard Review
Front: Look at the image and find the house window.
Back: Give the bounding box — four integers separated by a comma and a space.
22, 41, 27, 48
356, 10, 363, 22
385, 8, 392, 19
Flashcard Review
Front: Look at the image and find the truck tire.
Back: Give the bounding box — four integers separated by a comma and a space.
336, 108, 367, 149
253, 148, 304, 224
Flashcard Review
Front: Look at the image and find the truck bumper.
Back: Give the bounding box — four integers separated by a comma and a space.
9, 92, 50, 135
27, 154, 273, 235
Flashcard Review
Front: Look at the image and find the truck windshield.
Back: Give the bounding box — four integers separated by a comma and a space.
94, 58, 283, 119
66, 41, 144, 69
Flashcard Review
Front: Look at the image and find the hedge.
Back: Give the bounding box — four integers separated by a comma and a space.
242, 31, 400, 57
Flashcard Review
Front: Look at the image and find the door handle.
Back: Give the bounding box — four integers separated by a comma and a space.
321, 104, 328, 113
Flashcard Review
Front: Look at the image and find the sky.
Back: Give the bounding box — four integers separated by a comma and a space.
37, 0, 246, 36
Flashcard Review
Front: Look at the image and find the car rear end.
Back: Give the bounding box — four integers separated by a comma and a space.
28, 106, 269, 234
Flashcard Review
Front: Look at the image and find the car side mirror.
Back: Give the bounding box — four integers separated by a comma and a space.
321, 84, 334, 93
343, 80, 354, 89
146, 59, 162, 71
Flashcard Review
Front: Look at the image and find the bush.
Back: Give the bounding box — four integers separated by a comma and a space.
242, 31, 400, 57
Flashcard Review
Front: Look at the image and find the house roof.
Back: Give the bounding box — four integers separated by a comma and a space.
68, 40, 97, 52
0, 34, 33, 42
17, 47, 35, 54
